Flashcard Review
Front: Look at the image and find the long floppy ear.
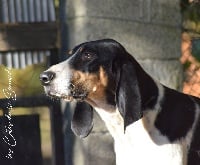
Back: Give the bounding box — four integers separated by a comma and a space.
71, 102, 94, 138
116, 62, 143, 129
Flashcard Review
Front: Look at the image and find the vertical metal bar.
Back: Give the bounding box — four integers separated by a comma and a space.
1, 53, 7, 65
48, 0, 56, 21
0, 54, 2, 65
0, 0, 2, 22
14, 0, 22, 68
49, 103, 65, 165
26, 51, 33, 65
35, 0, 42, 22
22, 0, 29, 22
8, 0, 16, 23
12, 52, 20, 68
45, 50, 51, 57
45, 50, 51, 66
15, 0, 23, 22
41, 0, 48, 21
7, 0, 21, 69
38, 51, 45, 63
28, 0, 35, 22
6, 52, 13, 68
59, 0, 68, 61
32, 51, 39, 64
37, 52, 41, 63
19, 51, 26, 68
1, 0, 9, 23
21, 0, 28, 68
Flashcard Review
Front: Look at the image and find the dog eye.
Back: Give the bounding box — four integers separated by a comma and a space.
82, 52, 94, 61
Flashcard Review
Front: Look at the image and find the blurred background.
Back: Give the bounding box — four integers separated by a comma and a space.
0, 0, 199, 165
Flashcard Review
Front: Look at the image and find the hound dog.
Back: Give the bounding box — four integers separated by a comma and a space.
40, 39, 200, 165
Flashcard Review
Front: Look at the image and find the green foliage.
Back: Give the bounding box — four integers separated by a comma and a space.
54, 0, 59, 8
182, 2, 200, 34
183, 61, 192, 70
186, 3, 200, 23
0, 63, 46, 98
182, 2, 200, 62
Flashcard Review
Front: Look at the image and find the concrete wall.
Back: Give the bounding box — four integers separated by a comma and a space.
64, 0, 182, 164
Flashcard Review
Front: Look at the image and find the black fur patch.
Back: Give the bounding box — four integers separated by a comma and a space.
155, 87, 195, 142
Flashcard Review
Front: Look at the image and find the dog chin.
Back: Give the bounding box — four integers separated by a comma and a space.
46, 90, 74, 102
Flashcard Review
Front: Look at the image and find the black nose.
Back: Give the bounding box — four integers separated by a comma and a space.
40, 71, 55, 86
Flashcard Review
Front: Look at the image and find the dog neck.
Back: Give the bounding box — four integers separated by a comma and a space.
94, 106, 187, 165
93, 80, 165, 136
94, 106, 159, 138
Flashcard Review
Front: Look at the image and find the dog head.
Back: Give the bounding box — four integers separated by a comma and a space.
40, 39, 158, 137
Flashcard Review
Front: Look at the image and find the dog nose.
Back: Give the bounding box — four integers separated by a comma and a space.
40, 71, 55, 86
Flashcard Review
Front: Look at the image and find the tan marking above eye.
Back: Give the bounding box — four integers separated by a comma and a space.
68, 50, 73, 55
79, 47, 83, 52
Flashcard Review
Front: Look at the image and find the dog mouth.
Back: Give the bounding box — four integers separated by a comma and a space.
47, 91, 74, 101
46, 86, 88, 102
60, 95, 74, 102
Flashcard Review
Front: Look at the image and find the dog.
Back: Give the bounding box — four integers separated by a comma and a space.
40, 39, 200, 165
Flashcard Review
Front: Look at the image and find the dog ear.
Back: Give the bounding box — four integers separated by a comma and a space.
71, 102, 94, 138
116, 61, 143, 130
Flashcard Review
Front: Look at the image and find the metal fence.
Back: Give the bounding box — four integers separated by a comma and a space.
0, 0, 56, 68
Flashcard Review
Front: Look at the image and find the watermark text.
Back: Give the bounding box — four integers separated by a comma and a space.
2, 68, 16, 159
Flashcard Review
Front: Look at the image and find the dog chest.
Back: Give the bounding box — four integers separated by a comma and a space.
95, 108, 187, 165
114, 120, 187, 165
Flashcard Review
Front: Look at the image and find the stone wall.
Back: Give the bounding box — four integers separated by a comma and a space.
64, 0, 182, 164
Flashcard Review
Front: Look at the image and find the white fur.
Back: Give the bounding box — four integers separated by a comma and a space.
95, 107, 188, 165
44, 57, 73, 97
